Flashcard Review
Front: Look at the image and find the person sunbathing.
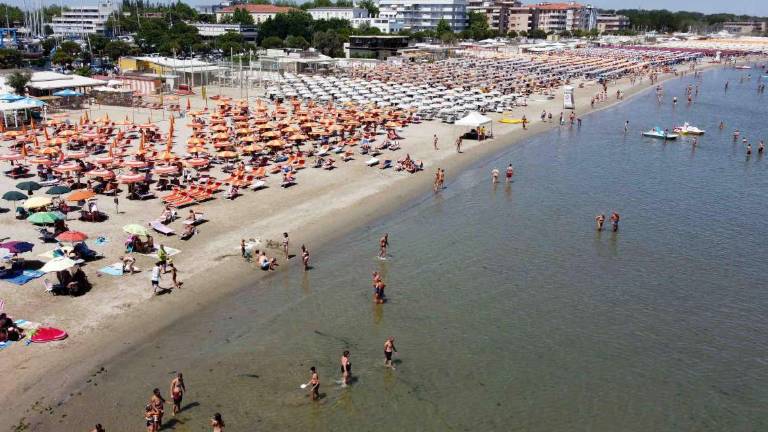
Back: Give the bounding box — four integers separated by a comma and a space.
185, 210, 197, 223
322, 158, 335, 170
181, 224, 195, 239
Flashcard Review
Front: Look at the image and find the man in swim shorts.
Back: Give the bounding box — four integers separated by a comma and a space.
384, 337, 397, 369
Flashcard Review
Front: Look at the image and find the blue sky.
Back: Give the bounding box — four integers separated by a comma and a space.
589, 0, 768, 16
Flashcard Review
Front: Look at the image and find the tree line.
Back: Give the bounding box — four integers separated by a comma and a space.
613, 9, 767, 33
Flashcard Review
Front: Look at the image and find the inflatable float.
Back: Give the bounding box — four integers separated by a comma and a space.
30, 327, 68, 343
500, 118, 526, 124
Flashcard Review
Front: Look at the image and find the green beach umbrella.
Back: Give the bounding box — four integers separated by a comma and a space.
2, 191, 26, 201
27, 211, 65, 225
123, 224, 150, 236
46, 185, 72, 195
16, 181, 42, 193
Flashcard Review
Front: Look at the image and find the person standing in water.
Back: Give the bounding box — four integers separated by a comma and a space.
149, 388, 167, 430
491, 168, 499, 184
747, 143, 752, 155
610, 212, 620, 232
438, 168, 445, 190
505, 164, 514, 183
758, 140, 765, 155
210, 413, 225, 432
306, 367, 320, 400
384, 337, 397, 369
170, 373, 186, 416
340, 351, 352, 386
379, 233, 389, 258
300, 245, 310, 271
595, 214, 606, 231
624, 120, 629, 133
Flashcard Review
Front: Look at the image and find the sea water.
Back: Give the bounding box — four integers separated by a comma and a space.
33, 67, 768, 431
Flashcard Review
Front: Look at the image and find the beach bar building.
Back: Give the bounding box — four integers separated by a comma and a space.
118, 56, 221, 90
25, 71, 104, 97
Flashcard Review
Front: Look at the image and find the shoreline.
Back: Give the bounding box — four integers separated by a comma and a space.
0, 58, 746, 430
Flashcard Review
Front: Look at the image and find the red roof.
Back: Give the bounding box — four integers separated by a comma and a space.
527, 2, 583, 10
219, 4, 295, 14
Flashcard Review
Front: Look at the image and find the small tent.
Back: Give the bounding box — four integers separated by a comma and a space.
455, 111, 493, 138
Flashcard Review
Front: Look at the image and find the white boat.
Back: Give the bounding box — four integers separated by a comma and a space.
643, 127, 678, 140
735, 65, 751, 70
673, 122, 706, 135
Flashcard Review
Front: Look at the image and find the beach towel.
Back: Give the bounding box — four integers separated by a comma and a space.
1, 270, 45, 285
143, 247, 181, 260
99, 263, 124, 276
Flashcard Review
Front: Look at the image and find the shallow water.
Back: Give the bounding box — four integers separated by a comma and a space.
34, 67, 768, 431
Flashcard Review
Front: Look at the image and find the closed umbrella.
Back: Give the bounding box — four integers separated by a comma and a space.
27, 211, 65, 224
41, 256, 77, 273
118, 173, 145, 184
23, 196, 53, 209
123, 224, 149, 236
46, 185, 72, 195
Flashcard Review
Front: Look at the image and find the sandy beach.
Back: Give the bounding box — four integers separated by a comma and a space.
0, 57, 745, 430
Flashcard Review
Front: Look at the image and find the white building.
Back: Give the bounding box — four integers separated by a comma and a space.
308, 7, 369, 21
216, 4, 296, 25
351, 17, 404, 33
378, 0, 468, 32
49, 1, 119, 37
190, 22, 258, 40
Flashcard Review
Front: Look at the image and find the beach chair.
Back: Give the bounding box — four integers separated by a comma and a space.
379, 160, 392, 170
269, 165, 283, 175
365, 157, 380, 167
253, 167, 267, 179
317, 145, 330, 156
281, 176, 296, 188
342, 150, 354, 162
251, 179, 267, 190
150, 220, 175, 236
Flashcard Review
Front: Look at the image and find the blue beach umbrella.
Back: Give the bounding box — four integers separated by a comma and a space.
53, 89, 84, 97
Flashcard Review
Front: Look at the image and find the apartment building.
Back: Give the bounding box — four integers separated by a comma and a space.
378, 0, 468, 32
49, 1, 119, 37
596, 14, 630, 33
722, 21, 767, 35
216, 4, 296, 24
307, 7, 369, 21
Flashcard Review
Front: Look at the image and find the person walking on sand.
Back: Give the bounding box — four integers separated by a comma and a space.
595, 214, 606, 231
433, 134, 439, 150
341, 351, 352, 387
301, 244, 310, 271
455, 136, 462, 153
306, 366, 320, 400
438, 168, 445, 190
168, 260, 182, 289
433, 169, 441, 192
170, 373, 186, 416
610, 212, 620, 232
384, 337, 397, 369
379, 233, 389, 258
211, 413, 225, 432
151, 262, 161, 294
158, 244, 168, 273
282, 232, 289, 258
240, 239, 246, 259
491, 168, 499, 184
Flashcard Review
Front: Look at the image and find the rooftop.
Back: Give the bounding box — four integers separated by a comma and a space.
219, 4, 295, 14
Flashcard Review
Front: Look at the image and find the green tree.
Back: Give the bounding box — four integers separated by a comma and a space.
6, 71, 30, 95
59, 40, 82, 57
258, 11, 314, 43
356, 0, 379, 17
74, 66, 93, 77
436, 19, 452, 36
466, 11, 489, 39
285, 35, 310, 50
87, 34, 110, 55
261, 36, 285, 49
248, 0, 272, 4
221, 7, 255, 25
507, 30, 518, 38
312, 30, 344, 57
528, 29, 547, 39
0, 48, 23, 69
0, 3, 24, 25
103, 40, 133, 61
440, 31, 457, 44
216, 31, 246, 53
